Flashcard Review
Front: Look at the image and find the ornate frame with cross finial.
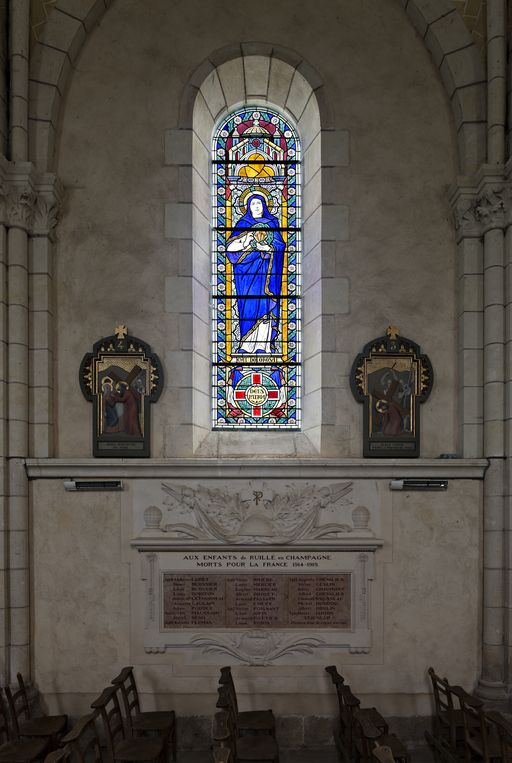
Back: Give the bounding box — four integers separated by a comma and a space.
350, 326, 433, 458
79, 326, 164, 458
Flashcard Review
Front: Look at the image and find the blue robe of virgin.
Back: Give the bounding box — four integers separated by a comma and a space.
226, 194, 286, 352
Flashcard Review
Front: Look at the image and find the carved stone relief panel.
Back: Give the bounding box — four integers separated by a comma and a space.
126, 478, 388, 665
139, 549, 375, 663
130, 479, 382, 548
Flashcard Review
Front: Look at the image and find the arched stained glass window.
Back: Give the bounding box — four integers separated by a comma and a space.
212, 107, 301, 429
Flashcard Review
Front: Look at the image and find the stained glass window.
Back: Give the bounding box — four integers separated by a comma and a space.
212, 107, 301, 429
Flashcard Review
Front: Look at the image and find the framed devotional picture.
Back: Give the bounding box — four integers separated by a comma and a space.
79, 326, 163, 457
350, 326, 433, 458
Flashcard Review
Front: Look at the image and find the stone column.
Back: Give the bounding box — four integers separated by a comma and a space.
6, 177, 34, 681
481, 223, 507, 698
29, 177, 62, 458
0, 178, 7, 686
451, 175, 509, 699
9, 0, 29, 162
487, 0, 507, 166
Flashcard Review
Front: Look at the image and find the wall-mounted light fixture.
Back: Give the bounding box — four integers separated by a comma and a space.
389, 479, 448, 491
63, 480, 123, 492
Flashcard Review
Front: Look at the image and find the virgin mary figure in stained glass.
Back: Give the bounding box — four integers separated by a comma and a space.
212, 106, 301, 429
226, 193, 286, 355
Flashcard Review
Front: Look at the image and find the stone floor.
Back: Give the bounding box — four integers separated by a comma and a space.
178, 745, 435, 762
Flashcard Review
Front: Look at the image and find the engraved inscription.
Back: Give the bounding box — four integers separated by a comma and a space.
162, 573, 350, 629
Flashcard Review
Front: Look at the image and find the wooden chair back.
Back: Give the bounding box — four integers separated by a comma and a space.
486, 711, 512, 761
213, 709, 237, 763
4, 673, 32, 737
216, 685, 236, 724
325, 666, 345, 686
340, 684, 362, 756
219, 667, 239, 717
427, 667, 461, 751
60, 712, 102, 763
91, 685, 126, 759
352, 710, 381, 763
111, 666, 141, 733
325, 666, 346, 729
0, 689, 12, 744
451, 686, 491, 762
424, 730, 460, 762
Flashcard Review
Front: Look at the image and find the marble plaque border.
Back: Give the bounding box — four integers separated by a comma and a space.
140, 548, 377, 663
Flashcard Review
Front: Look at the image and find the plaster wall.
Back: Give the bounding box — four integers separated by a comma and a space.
54, 0, 458, 458
31, 477, 481, 722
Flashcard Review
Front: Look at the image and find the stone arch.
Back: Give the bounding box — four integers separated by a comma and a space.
167, 51, 343, 455
178, 42, 333, 133
28, 0, 112, 171
402, 0, 487, 173
29, 1, 486, 174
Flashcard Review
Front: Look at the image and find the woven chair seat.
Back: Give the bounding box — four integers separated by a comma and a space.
357, 707, 388, 734
114, 736, 165, 761
236, 734, 279, 761
237, 710, 274, 733
132, 711, 175, 732
18, 716, 67, 738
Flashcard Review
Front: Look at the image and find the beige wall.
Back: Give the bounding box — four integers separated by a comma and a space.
31, 477, 481, 719
27, 0, 477, 736
54, 0, 458, 458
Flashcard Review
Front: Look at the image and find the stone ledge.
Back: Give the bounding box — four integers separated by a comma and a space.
25, 457, 488, 480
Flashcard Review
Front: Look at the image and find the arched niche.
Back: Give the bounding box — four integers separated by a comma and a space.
166, 50, 346, 455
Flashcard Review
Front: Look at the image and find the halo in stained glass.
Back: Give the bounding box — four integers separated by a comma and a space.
212, 106, 301, 429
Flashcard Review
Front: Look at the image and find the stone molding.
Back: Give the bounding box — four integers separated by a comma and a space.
0, 159, 63, 235
25, 457, 488, 479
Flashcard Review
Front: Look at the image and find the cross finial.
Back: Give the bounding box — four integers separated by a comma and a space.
115, 325, 128, 340
387, 325, 400, 341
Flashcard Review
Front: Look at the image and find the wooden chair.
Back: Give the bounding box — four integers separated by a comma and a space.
219, 667, 275, 736
325, 666, 345, 688
4, 674, 67, 750
341, 685, 389, 758
91, 685, 166, 763
352, 709, 409, 763
111, 667, 176, 760
60, 712, 102, 763
487, 712, 512, 761
372, 744, 396, 763
325, 665, 346, 753
213, 710, 236, 763
0, 689, 48, 763
212, 744, 232, 763
452, 687, 502, 763
428, 668, 466, 756
424, 730, 460, 763
216, 687, 279, 762
42, 749, 72, 763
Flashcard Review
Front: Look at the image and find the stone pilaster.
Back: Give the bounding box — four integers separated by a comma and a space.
450, 167, 511, 699
0, 159, 62, 683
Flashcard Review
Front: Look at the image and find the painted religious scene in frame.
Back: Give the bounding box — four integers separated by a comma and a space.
212, 107, 301, 429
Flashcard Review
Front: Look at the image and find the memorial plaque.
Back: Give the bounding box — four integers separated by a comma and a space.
162, 573, 351, 630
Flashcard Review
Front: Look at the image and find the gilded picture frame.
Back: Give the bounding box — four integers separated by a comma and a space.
79, 326, 163, 458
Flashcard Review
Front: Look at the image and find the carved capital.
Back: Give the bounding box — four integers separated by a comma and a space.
6, 185, 37, 230
0, 161, 64, 235
450, 169, 512, 241
32, 174, 64, 237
